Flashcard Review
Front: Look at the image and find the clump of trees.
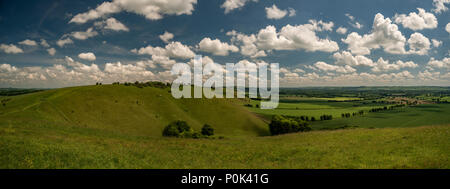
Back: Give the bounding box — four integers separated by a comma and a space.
282, 115, 317, 122
162, 121, 217, 139
320, 115, 333, 120
115, 81, 170, 89
358, 110, 364, 115
201, 124, 214, 136
368, 104, 405, 113
299, 115, 310, 121
162, 120, 192, 137
341, 113, 351, 118
269, 115, 311, 136
341, 110, 365, 118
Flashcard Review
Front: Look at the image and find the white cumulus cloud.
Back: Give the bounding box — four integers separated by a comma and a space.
342, 13, 432, 56
432, 0, 450, 14
78, 52, 97, 61
345, 13, 363, 29
394, 8, 438, 30
333, 51, 375, 67
134, 41, 195, 59
407, 32, 431, 55
95, 17, 129, 32
371, 58, 418, 72
314, 61, 356, 73
221, 0, 257, 14
159, 31, 174, 43
432, 39, 442, 47
71, 27, 98, 40
446, 23, 450, 33
0, 44, 24, 54
265, 5, 294, 20
227, 20, 338, 57
47, 48, 56, 56
70, 0, 198, 24
427, 57, 450, 69
18, 39, 38, 46
227, 30, 267, 58
255, 21, 338, 52
198, 37, 239, 56
40, 39, 50, 48
336, 27, 347, 34
56, 38, 74, 47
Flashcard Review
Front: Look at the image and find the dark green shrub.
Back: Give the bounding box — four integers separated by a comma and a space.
162, 124, 180, 137
192, 132, 202, 139
162, 120, 192, 137
178, 128, 195, 138
269, 115, 311, 135
201, 124, 214, 136
320, 114, 333, 120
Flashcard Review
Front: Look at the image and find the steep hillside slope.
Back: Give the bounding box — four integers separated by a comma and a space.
0, 85, 269, 137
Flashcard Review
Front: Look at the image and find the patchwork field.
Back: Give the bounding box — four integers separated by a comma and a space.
246, 96, 450, 130
311, 104, 450, 130
247, 97, 387, 119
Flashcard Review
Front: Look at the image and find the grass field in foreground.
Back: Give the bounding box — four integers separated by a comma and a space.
0, 124, 448, 169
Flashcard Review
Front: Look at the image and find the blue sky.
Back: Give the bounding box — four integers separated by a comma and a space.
0, 0, 449, 88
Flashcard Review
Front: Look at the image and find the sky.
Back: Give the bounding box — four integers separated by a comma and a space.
0, 0, 449, 88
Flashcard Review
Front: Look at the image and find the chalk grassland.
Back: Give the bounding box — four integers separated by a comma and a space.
0, 85, 449, 168
0, 85, 268, 138
1, 124, 448, 168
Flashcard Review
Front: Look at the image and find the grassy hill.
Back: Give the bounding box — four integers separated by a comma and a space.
0, 85, 269, 137
0, 85, 448, 168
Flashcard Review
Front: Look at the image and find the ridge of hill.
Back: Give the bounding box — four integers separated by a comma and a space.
0, 85, 269, 137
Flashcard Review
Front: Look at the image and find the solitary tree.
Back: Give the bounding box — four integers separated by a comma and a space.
201, 124, 214, 136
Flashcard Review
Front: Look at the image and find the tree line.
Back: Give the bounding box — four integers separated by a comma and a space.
368, 104, 405, 113
269, 115, 311, 135
111, 81, 171, 89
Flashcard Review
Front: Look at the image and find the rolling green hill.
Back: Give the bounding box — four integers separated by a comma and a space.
0, 85, 448, 169
0, 85, 269, 137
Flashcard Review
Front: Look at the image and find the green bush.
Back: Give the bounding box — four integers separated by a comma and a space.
162, 121, 218, 139
162, 120, 192, 137
162, 124, 180, 137
201, 124, 214, 136
269, 115, 311, 135
191, 132, 202, 139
